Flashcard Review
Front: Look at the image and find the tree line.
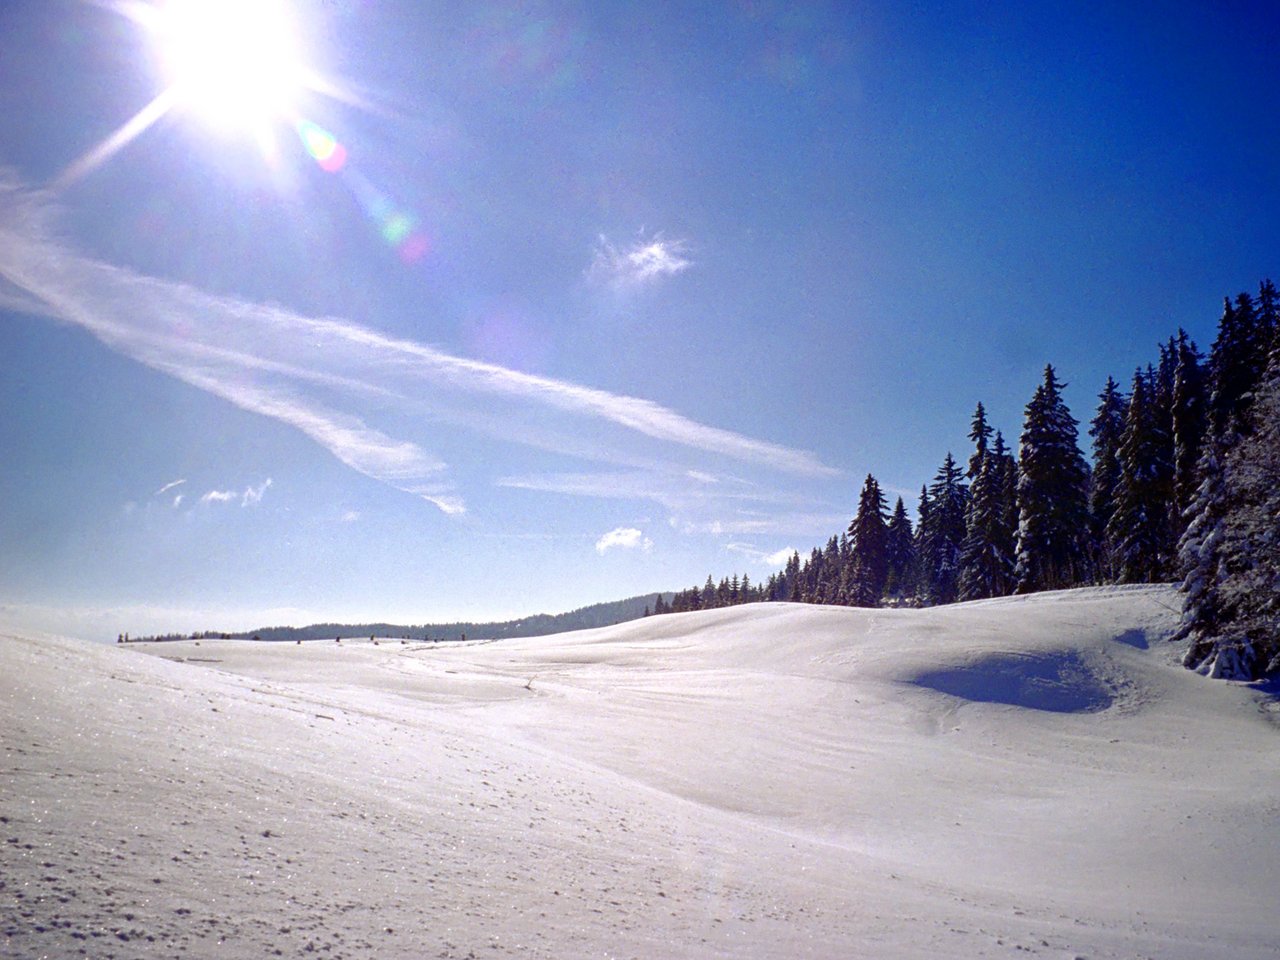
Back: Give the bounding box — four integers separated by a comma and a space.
653, 280, 1280, 681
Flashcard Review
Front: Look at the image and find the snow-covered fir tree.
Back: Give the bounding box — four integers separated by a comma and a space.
1107, 368, 1176, 583
1170, 331, 1207, 530
1014, 365, 1091, 593
783, 551, 801, 601
958, 442, 1017, 600
995, 431, 1020, 559
1088, 375, 1128, 578
1177, 284, 1280, 680
846, 474, 889, 607
1207, 294, 1267, 438
918, 453, 968, 605
883, 496, 917, 603
1180, 375, 1280, 679
967, 402, 992, 480
1256, 278, 1278, 365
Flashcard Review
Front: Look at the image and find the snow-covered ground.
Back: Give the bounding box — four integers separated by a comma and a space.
3, 585, 1278, 959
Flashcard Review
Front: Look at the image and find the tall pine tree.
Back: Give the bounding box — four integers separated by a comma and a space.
918, 453, 969, 605
1170, 331, 1207, 532
958, 444, 1017, 600
967, 402, 992, 480
1014, 365, 1091, 593
1107, 369, 1176, 582
883, 497, 917, 603
846, 474, 889, 607
1088, 376, 1128, 578
1180, 388, 1280, 680
1178, 289, 1273, 665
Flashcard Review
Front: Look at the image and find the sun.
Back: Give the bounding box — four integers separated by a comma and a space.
53, 0, 358, 188
150, 0, 308, 132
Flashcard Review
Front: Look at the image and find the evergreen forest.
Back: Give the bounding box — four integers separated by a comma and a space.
654, 281, 1280, 682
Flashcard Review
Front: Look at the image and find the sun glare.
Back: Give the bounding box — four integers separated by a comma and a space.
153, 0, 307, 132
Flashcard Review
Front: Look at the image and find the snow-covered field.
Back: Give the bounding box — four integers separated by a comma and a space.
4, 586, 1279, 959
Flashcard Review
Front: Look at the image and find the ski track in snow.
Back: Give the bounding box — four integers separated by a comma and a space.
3, 585, 1279, 959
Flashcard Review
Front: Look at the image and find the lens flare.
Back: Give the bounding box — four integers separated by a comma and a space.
295, 124, 433, 264
297, 120, 347, 173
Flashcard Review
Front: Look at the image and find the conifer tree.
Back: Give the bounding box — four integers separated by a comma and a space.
1179, 289, 1272, 659
1108, 369, 1176, 582
813, 536, 840, 604
967, 402, 992, 480
1088, 376, 1128, 578
994, 431, 1019, 553
1178, 285, 1280, 680
1255, 279, 1277, 368
846, 474, 890, 607
1014, 365, 1091, 593
783, 551, 802, 601
913, 484, 931, 599
703, 575, 718, 609
1207, 293, 1268, 439
1179, 426, 1272, 679
1170, 331, 1207, 530
800, 547, 823, 603
1197, 372, 1280, 678
918, 453, 968, 605
883, 497, 917, 602
1153, 337, 1179, 431
958, 446, 1017, 600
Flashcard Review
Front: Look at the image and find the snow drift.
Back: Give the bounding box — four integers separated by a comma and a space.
3, 585, 1278, 959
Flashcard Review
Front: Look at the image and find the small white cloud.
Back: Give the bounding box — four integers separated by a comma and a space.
340, 510, 361, 523
763, 547, 797, 566
241, 478, 272, 507
595, 526, 653, 554
589, 232, 691, 288
687, 470, 718, 484
202, 479, 272, 507
172, 494, 184, 508
155, 478, 186, 496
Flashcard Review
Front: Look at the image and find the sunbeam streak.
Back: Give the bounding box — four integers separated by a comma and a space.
50, 86, 179, 191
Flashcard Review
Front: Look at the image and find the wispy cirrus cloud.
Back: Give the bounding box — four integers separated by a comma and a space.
154, 478, 186, 496
588, 231, 691, 288
0, 175, 833, 527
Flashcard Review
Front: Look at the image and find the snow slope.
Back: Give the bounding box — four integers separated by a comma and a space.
3, 586, 1278, 959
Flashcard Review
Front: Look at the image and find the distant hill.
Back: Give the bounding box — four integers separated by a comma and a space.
138, 592, 673, 643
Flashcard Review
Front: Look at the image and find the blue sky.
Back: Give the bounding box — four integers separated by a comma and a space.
1, 1, 1277, 639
